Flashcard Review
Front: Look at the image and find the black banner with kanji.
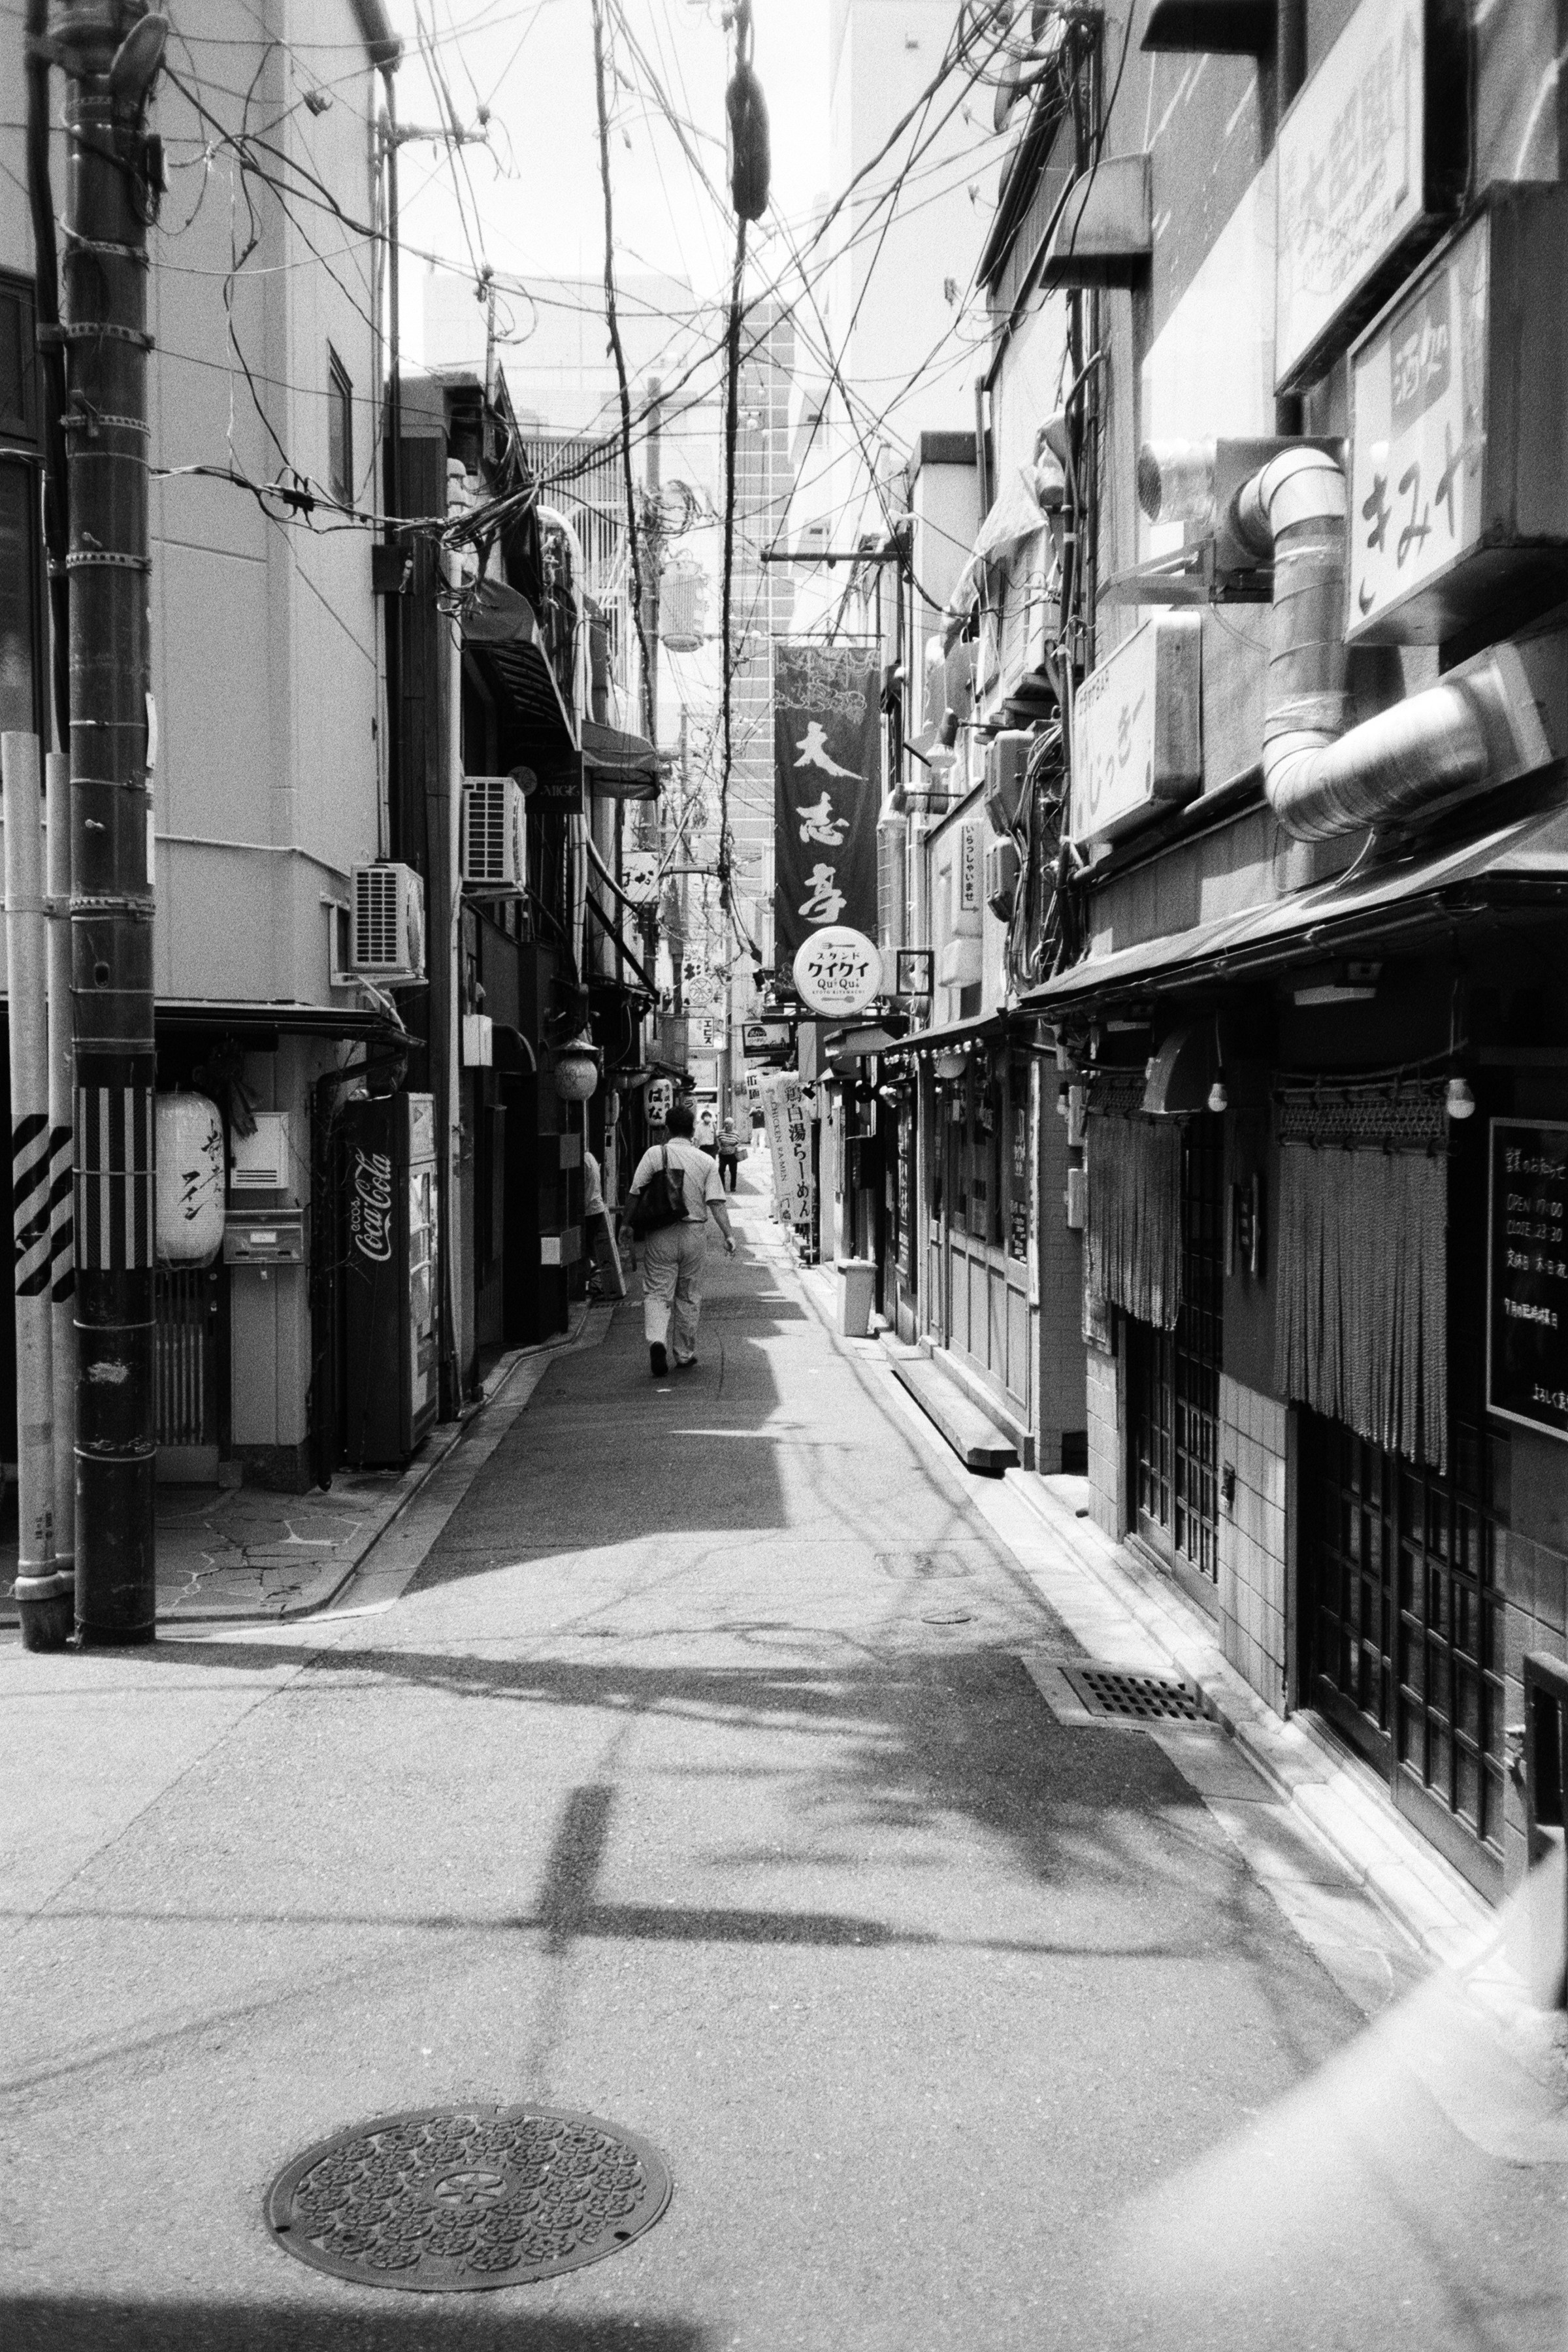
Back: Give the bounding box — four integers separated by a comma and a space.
772, 642, 879, 963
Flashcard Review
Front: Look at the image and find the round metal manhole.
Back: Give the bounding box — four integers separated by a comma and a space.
265, 2106, 672, 2292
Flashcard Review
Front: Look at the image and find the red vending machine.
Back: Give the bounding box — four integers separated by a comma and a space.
342, 1092, 440, 1465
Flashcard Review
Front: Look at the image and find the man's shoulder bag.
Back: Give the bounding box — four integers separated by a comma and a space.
628, 1145, 685, 1235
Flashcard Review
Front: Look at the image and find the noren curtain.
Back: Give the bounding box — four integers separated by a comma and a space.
1274, 1144, 1448, 1471
1085, 1114, 1183, 1333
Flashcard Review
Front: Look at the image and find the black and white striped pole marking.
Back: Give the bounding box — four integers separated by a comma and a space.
3, 732, 67, 1649
45, 749, 74, 1586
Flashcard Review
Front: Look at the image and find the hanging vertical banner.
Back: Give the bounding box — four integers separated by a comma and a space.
773, 642, 879, 964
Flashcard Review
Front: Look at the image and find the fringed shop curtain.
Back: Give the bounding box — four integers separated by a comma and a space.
1274, 1144, 1448, 1471
1086, 1114, 1183, 1333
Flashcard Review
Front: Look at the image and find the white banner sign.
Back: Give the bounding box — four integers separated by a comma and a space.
1347, 211, 1486, 640
1277, 0, 1425, 387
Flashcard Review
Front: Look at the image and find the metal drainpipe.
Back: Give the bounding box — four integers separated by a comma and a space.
1235, 448, 1558, 841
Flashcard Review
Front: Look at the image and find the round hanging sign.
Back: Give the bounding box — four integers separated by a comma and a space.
792, 926, 883, 1018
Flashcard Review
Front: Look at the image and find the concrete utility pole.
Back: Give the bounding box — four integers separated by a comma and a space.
641, 378, 662, 745
56, 3, 169, 1644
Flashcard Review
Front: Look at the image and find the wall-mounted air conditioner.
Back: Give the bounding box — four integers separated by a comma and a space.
461, 776, 526, 890
985, 838, 1021, 918
350, 862, 426, 984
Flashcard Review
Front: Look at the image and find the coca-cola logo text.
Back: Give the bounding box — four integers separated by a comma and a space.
350, 1148, 394, 1261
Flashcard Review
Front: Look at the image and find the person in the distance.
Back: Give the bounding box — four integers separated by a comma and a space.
716, 1116, 742, 1192
627, 1097, 736, 1377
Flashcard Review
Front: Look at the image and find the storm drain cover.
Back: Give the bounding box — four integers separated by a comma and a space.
265, 2106, 671, 2292
1064, 1663, 1209, 1723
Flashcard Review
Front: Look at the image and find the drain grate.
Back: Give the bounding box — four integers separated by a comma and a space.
1063, 1663, 1209, 1723
265, 2106, 671, 2293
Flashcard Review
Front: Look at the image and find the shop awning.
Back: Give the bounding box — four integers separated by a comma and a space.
1021, 797, 1568, 1014
825, 1022, 903, 1076
461, 580, 578, 763
151, 999, 408, 1044
582, 718, 664, 801
888, 1011, 1007, 1059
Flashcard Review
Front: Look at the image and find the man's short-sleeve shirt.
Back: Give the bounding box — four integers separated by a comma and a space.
630, 1137, 725, 1222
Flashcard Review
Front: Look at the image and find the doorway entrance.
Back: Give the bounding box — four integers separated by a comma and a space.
1128, 1115, 1224, 1601
1301, 1411, 1505, 1897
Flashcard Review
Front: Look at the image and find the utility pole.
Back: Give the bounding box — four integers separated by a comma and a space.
56, 4, 169, 1644
641, 378, 662, 745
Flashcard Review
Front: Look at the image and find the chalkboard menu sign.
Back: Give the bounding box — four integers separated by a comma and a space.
1488, 1119, 1568, 1443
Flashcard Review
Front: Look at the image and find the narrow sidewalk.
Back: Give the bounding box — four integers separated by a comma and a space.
0, 1305, 607, 1631
789, 1246, 1568, 2150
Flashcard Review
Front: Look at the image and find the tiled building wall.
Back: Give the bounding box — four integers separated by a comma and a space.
1217, 1375, 1290, 1710
1085, 1341, 1121, 1543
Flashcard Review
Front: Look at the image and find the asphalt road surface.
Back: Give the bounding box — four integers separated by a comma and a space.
2, 1179, 1563, 2349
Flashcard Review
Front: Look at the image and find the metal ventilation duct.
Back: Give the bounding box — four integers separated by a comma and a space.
1235, 449, 1560, 841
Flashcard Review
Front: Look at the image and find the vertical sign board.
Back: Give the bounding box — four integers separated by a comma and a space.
776, 1074, 816, 1228
1487, 1120, 1568, 1443
1276, 0, 1430, 390
1070, 615, 1201, 849
774, 642, 879, 964
1347, 212, 1488, 642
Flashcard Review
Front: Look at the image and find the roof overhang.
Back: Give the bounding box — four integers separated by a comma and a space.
1021, 797, 1568, 1016
462, 580, 578, 765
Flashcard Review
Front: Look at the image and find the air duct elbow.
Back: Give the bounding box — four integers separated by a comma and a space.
1238, 447, 1556, 840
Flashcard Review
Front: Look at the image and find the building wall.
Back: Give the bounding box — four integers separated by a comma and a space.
150, 3, 383, 1013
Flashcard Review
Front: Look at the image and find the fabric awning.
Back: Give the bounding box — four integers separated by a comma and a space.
1022, 797, 1568, 1014
582, 717, 663, 801
461, 580, 578, 763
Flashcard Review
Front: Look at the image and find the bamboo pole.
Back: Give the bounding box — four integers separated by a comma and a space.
4, 732, 67, 1649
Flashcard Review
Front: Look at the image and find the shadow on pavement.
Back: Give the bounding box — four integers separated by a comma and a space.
2, 2298, 709, 2351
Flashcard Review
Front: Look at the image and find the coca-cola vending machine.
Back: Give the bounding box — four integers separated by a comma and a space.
342, 1092, 439, 1464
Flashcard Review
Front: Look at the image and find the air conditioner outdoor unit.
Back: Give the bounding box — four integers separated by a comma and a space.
461, 775, 526, 890
985, 837, 1021, 918
350, 862, 426, 984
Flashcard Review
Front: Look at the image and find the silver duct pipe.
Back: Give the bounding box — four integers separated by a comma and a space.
1236, 448, 1556, 840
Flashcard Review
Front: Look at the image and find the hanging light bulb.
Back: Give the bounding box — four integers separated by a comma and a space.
1207, 1075, 1229, 1114
1446, 1075, 1477, 1120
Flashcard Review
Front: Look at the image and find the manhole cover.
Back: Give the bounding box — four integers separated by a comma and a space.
1063, 1663, 1209, 1723
921, 1608, 973, 1625
265, 2106, 671, 2293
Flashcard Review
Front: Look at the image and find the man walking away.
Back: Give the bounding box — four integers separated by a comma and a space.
717, 1116, 742, 1192
628, 1098, 736, 1377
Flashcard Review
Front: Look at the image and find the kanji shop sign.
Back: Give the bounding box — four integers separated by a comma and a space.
792, 926, 883, 1019
1276, 0, 1430, 391
773, 642, 879, 963
1347, 188, 1568, 644
1488, 1119, 1568, 1445
1070, 614, 1201, 849
1347, 212, 1486, 640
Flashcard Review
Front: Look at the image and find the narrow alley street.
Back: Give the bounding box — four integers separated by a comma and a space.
2, 1173, 1563, 2351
